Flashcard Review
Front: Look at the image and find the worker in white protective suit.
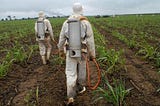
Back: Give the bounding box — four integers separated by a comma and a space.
57, 3, 95, 105
35, 11, 55, 65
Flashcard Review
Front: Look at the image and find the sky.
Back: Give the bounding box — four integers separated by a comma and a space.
0, 0, 160, 19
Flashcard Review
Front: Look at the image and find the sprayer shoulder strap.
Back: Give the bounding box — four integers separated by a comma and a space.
67, 16, 88, 40
79, 16, 88, 21
37, 18, 45, 23
79, 16, 88, 40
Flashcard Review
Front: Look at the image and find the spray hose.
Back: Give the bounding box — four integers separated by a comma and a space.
83, 54, 101, 90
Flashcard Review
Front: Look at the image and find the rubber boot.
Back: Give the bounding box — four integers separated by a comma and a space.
41, 56, 46, 65
67, 97, 74, 106
46, 51, 51, 64
46, 51, 51, 60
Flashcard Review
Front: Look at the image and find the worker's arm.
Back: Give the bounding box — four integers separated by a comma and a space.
57, 21, 68, 51
85, 21, 96, 59
34, 22, 39, 41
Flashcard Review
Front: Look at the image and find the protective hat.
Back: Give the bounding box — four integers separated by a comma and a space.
38, 11, 45, 18
72, 3, 83, 14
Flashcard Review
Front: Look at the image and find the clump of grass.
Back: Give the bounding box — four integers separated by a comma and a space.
93, 79, 132, 106
24, 90, 33, 105
24, 87, 39, 106
52, 55, 65, 65
13, 47, 27, 63
0, 61, 12, 77
27, 45, 39, 62
0, 41, 28, 77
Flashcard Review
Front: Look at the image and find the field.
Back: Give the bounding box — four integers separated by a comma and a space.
0, 15, 160, 106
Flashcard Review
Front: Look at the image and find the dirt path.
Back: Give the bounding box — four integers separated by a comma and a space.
95, 24, 160, 106
0, 44, 104, 106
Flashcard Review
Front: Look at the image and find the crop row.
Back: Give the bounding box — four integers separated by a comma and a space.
90, 15, 160, 70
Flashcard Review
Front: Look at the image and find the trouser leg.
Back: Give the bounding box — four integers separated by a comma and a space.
41, 56, 46, 65
77, 58, 86, 86
46, 39, 52, 60
66, 51, 78, 98
38, 41, 46, 64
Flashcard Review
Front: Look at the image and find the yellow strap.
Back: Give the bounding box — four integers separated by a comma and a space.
79, 16, 88, 21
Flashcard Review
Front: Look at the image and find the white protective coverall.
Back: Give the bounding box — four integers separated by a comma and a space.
57, 14, 95, 98
35, 11, 54, 64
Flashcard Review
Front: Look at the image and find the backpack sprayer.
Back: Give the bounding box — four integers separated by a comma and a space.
67, 18, 101, 90
67, 18, 81, 58
37, 20, 45, 40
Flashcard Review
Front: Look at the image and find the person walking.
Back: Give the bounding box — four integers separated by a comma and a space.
57, 3, 95, 105
35, 11, 55, 65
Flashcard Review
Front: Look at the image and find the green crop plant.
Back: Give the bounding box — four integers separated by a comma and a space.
92, 25, 107, 59
91, 26, 125, 74
0, 61, 12, 77
0, 42, 27, 77
5, 49, 13, 62
136, 43, 156, 60
94, 79, 131, 106
24, 87, 40, 106
0, 48, 17, 77
112, 31, 137, 49
27, 45, 39, 62
36, 86, 39, 105
127, 35, 137, 49
0, 47, 27, 76
98, 49, 125, 74
24, 89, 34, 106
112, 31, 128, 44
13, 47, 27, 63
91, 26, 126, 74
128, 38, 137, 49
5, 41, 27, 63
0, 32, 10, 41
92, 26, 106, 47
155, 52, 160, 68
52, 55, 65, 66
96, 45, 107, 58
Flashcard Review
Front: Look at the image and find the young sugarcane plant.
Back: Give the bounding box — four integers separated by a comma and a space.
27, 45, 39, 62
0, 60, 14, 77
136, 42, 157, 60
93, 79, 132, 106
13, 47, 27, 63
98, 49, 125, 74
